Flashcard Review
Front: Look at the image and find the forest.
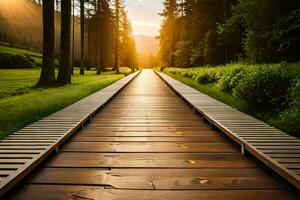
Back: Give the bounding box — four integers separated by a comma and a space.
0, 0, 299, 138
159, 0, 300, 66
0, 0, 138, 80
0, 0, 138, 137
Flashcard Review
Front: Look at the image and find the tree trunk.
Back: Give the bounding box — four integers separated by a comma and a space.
80, 0, 85, 75
57, 0, 72, 85
37, 0, 56, 87
86, 0, 90, 70
114, 0, 120, 74
96, 0, 102, 75
71, 0, 75, 75
94, 1, 99, 73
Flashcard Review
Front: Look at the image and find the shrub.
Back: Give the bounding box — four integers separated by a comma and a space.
197, 71, 222, 84
0, 53, 34, 68
277, 79, 300, 136
233, 66, 291, 111
219, 68, 246, 93
183, 72, 195, 79
11, 54, 34, 68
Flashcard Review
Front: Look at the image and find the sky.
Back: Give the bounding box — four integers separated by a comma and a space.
124, 0, 164, 37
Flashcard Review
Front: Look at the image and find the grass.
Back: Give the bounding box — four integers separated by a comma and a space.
0, 68, 125, 138
159, 62, 300, 137
164, 72, 249, 112
0, 45, 41, 57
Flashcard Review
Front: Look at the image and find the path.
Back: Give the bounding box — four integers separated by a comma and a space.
6, 70, 297, 199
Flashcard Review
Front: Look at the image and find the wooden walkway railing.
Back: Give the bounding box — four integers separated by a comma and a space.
156, 71, 300, 191
0, 71, 140, 197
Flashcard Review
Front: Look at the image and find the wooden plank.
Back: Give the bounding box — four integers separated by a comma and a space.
7, 185, 297, 200
26, 168, 282, 190
61, 142, 237, 153
45, 153, 255, 168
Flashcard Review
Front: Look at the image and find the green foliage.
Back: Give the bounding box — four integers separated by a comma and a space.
164, 69, 249, 113
233, 66, 291, 111
219, 0, 300, 63
174, 41, 193, 68
277, 79, 300, 136
218, 68, 246, 94
273, 9, 300, 62
197, 71, 222, 84
0, 68, 124, 138
190, 43, 204, 66
120, 11, 138, 70
204, 31, 224, 65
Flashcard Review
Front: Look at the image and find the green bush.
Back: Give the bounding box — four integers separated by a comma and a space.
183, 72, 196, 79
0, 53, 34, 68
278, 79, 300, 136
233, 66, 291, 111
197, 71, 222, 84
219, 68, 246, 93
12, 54, 34, 68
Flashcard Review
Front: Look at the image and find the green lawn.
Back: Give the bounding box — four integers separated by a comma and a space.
0, 68, 125, 138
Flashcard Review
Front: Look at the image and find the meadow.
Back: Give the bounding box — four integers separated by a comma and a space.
0, 68, 126, 138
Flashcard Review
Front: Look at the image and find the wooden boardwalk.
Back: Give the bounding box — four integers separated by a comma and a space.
157, 71, 300, 191
4, 70, 298, 199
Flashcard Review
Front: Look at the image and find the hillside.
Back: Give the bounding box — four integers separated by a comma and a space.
0, 0, 81, 57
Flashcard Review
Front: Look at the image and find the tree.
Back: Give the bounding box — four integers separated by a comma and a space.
113, 0, 123, 74
80, 0, 85, 75
120, 10, 138, 71
220, 0, 300, 63
273, 9, 300, 62
174, 41, 193, 68
159, 0, 178, 67
37, 0, 56, 87
57, 0, 72, 85
71, 0, 75, 75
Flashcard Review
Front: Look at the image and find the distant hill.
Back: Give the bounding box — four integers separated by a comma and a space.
134, 35, 159, 68
134, 35, 159, 55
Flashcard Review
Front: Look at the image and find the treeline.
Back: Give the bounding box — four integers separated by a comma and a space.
159, 0, 300, 68
37, 0, 137, 87
87, 0, 137, 74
